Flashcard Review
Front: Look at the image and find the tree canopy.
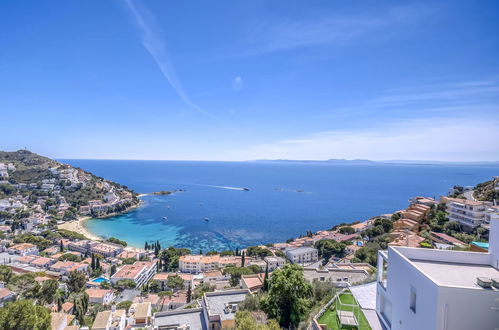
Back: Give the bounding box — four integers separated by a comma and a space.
260, 264, 312, 327
0, 300, 51, 330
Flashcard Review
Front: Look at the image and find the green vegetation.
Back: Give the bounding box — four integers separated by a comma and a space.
317, 292, 371, 330
235, 310, 280, 330
474, 179, 499, 201
66, 270, 87, 293
117, 300, 133, 310
58, 253, 81, 262
260, 264, 313, 327
245, 246, 272, 258
223, 265, 261, 287
166, 275, 185, 290
315, 239, 347, 263
13, 234, 52, 250
0, 300, 51, 330
57, 229, 87, 241
107, 237, 127, 247
158, 246, 191, 271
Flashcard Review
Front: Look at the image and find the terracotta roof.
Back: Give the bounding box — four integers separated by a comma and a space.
30, 257, 53, 266
112, 260, 156, 280
10, 243, 36, 251
430, 231, 466, 246
241, 274, 263, 291
0, 288, 14, 299
86, 288, 113, 299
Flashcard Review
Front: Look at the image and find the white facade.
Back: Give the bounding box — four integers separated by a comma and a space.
443, 198, 490, 228
285, 247, 319, 264
376, 218, 499, 330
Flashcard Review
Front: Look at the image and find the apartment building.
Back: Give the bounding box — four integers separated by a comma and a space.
178, 255, 246, 273
111, 260, 157, 288
285, 247, 319, 264
68, 240, 99, 254
376, 217, 499, 330
90, 242, 124, 258
441, 197, 491, 228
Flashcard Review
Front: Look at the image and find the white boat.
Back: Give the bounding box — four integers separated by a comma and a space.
163, 216, 168, 220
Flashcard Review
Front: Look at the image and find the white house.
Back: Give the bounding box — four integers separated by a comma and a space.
264, 256, 286, 271
86, 288, 115, 305
8, 243, 39, 256
285, 247, 319, 264
376, 214, 499, 330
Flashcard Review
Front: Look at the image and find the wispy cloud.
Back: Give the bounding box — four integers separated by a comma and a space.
369, 80, 499, 107
244, 4, 435, 54
236, 117, 499, 161
124, 0, 205, 113
318, 78, 499, 121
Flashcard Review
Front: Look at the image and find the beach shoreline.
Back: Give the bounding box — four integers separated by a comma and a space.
58, 216, 103, 241
57, 201, 143, 242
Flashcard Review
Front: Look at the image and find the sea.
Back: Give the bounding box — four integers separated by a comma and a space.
60, 159, 498, 252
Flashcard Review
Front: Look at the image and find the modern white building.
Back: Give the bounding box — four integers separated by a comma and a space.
111, 260, 157, 288
376, 217, 499, 330
285, 247, 319, 264
441, 197, 491, 228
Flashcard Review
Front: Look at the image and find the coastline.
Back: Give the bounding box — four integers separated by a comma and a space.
58, 216, 103, 241
57, 200, 143, 242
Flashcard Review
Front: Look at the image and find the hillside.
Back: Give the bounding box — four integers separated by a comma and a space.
0, 150, 139, 220
474, 177, 499, 202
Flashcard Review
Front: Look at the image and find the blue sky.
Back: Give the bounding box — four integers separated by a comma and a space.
1, 0, 498, 161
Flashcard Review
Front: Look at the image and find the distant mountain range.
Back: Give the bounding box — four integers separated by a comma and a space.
253, 159, 499, 166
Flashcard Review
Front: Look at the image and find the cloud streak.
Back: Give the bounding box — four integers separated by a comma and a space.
124, 0, 205, 113
244, 4, 435, 54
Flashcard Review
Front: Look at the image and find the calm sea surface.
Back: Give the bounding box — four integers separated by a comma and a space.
60, 160, 498, 251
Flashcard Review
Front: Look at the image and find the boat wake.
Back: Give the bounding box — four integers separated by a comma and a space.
191, 184, 248, 191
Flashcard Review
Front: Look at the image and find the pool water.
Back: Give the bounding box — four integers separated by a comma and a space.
91, 277, 108, 283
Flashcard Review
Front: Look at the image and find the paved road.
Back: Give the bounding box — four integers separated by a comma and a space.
463, 190, 475, 201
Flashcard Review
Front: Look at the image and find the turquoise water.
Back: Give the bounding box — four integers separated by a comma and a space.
91, 277, 108, 283
61, 160, 498, 251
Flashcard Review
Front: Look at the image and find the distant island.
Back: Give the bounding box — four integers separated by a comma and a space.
151, 189, 186, 195
253, 158, 499, 166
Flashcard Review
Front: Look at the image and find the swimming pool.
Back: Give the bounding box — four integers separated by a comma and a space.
91, 277, 109, 283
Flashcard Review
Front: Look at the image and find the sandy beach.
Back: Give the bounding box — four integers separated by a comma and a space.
58, 217, 103, 241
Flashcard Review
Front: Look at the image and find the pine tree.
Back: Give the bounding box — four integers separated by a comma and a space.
59, 240, 64, 252
95, 257, 101, 270
57, 296, 63, 312
235, 247, 239, 256
263, 263, 269, 292
186, 284, 192, 303
90, 254, 95, 270
199, 249, 202, 255
145, 242, 148, 250
241, 251, 245, 267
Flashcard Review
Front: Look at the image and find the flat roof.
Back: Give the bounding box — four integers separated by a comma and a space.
411, 259, 499, 289
204, 290, 249, 321
154, 308, 206, 329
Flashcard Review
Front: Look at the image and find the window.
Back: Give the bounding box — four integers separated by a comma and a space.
410, 286, 417, 313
